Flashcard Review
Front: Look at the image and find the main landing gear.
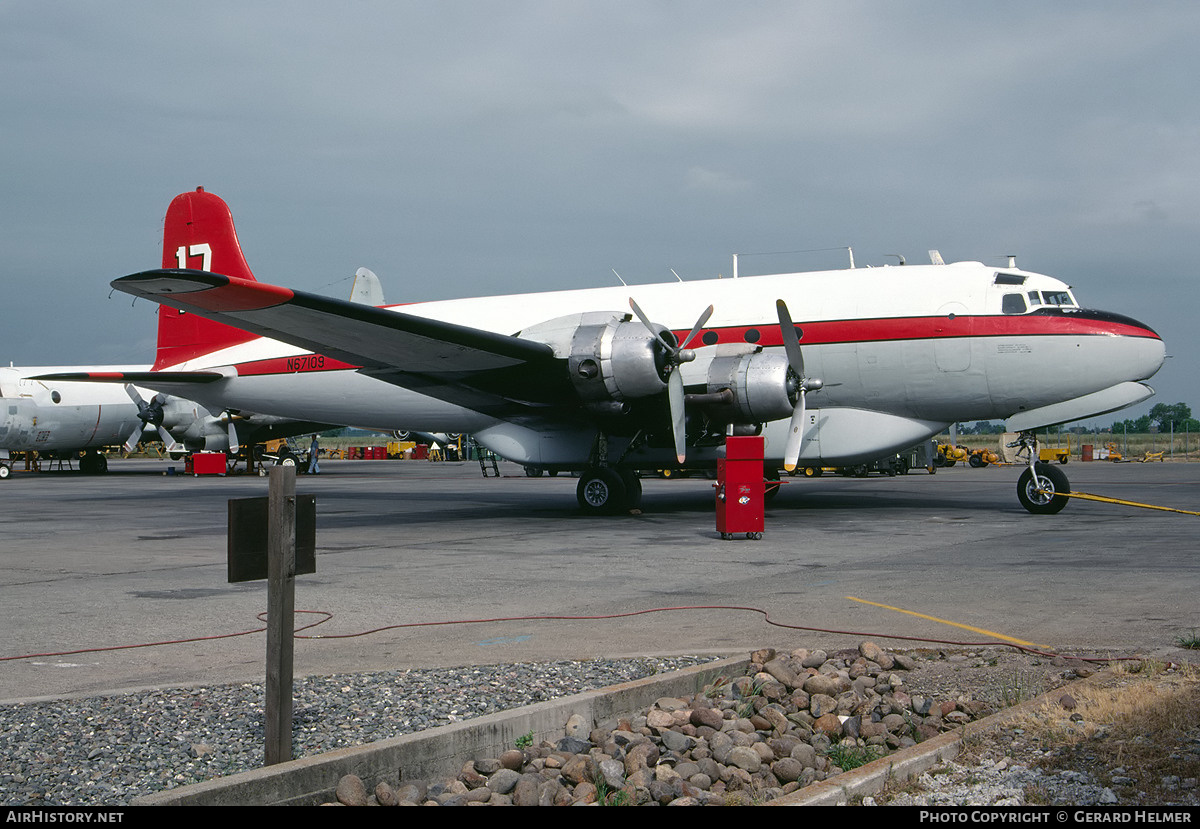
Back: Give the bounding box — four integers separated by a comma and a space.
576, 467, 642, 515
1011, 431, 1071, 514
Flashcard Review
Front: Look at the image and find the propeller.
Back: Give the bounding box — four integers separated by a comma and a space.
628, 298, 713, 463
218, 412, 241, 454
775, 300, 823, 472
122, 385, 181, 454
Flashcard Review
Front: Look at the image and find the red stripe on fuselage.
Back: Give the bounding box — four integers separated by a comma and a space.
675, 314, 1160, 349
219, 313, 1155, 379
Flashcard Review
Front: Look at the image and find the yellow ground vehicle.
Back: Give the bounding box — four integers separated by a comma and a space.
1038, 434, 1071, 464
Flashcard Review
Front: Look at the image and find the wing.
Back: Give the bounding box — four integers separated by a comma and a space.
111, 269, 575, 416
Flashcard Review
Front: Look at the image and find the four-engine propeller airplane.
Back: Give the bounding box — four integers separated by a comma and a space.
40, 188, 1165, 514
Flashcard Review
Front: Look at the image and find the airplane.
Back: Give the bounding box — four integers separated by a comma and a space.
39, 187, 1165, 515
0, 268, 390, 478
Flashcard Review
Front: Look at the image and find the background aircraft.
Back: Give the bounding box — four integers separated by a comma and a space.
0, 268, 390, 478
45, 188, 1164, 513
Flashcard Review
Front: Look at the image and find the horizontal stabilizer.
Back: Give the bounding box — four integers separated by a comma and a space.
31, 371, 226, 384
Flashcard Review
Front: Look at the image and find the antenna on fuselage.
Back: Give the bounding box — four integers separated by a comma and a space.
885, 254, 906, 266
611, 268, 627, 287
670, 269, 684, 282
929, 250, 945, 265
1007, 255, 1017, 268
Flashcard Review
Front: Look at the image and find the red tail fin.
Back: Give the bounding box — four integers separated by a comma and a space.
153, 188, 261, 369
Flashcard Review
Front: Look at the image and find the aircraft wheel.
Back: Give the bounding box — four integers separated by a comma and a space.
0, 463, 10, 479
764, 478, 782, 503
576, 468, 627, 515
524, 466, 544, 478
619, 469, 642, 510
1017, 463, 1070, 515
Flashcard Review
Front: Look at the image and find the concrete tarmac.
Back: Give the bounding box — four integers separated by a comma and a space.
1, 457, 1197, 702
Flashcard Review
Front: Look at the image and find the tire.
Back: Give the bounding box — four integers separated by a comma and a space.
802, 466, 820, 478
618, 469, 642, 510
278, 450, 298, 468
0, 464, 10, 479
576, 468, 627, 515
1017, 463, 1070, 515
524, 466, 544, 478
969, 454, 984, 468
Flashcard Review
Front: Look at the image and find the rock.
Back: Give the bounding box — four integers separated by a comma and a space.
375, 781, 398, 806
498, 749, 525, 770
487, 768, 521, 795
564, 713, 588, 739
336, 774, 368, 807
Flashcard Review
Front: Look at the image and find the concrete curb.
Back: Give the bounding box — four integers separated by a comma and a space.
135, 658, 1099, 807
133, 656, 749, 806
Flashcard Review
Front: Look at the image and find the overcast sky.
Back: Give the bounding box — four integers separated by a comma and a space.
3, 1, 1197, 426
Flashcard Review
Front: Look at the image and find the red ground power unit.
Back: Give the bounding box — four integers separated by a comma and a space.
187, 452, 227, 476
715, 436, 764, 540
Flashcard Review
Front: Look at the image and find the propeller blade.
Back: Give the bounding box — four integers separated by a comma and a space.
628, 297, 679, 355
122, 425, 144, 454
678, 305, 714, 352
775, 300, 805, 377
783, 388, 807, 472
156, 425, 182, 454
227, 419, 240, 455
668, 370, 686, 464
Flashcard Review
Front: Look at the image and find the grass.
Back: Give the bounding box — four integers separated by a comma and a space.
1003, 663, 1200, 804
826, 740, 883, 771
514, 729, 534, 750
996, 668, 1045, 707
1175, 630, 1200, 650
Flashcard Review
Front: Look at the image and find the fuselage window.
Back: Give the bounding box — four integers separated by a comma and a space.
702, 330, 719, 346
743, 328, 761, 344
1001, 293, 1028, 315
994, 272, 1027, 286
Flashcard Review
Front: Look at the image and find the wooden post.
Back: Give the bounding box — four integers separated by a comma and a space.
264, 465, 296, 765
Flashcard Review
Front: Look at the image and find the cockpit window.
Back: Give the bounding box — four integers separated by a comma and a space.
994, 273, 1026, 286
1041, 291, 1075, 307
1001, 293, 1028, 315
1027, 291, 1042, 306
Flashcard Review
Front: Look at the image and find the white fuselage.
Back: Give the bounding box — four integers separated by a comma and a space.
0, 366, 149, 454
143, 262, 1165, 468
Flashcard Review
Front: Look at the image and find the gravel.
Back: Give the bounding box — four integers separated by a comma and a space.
0, 656, 716, 807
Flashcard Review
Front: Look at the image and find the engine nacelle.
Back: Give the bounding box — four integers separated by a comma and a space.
157, 396, 231, 451
517, 312, 672, 413
703, 345, 797, 425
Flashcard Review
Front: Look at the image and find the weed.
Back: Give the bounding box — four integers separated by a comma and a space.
514, 729, 533, 750
593, 773, 630, 806
825, 740, 883, 771
996, 668, 1042, 707
1175, 630, 1200, 650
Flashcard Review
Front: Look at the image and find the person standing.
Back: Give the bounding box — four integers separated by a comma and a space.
308, 434, 320, 475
